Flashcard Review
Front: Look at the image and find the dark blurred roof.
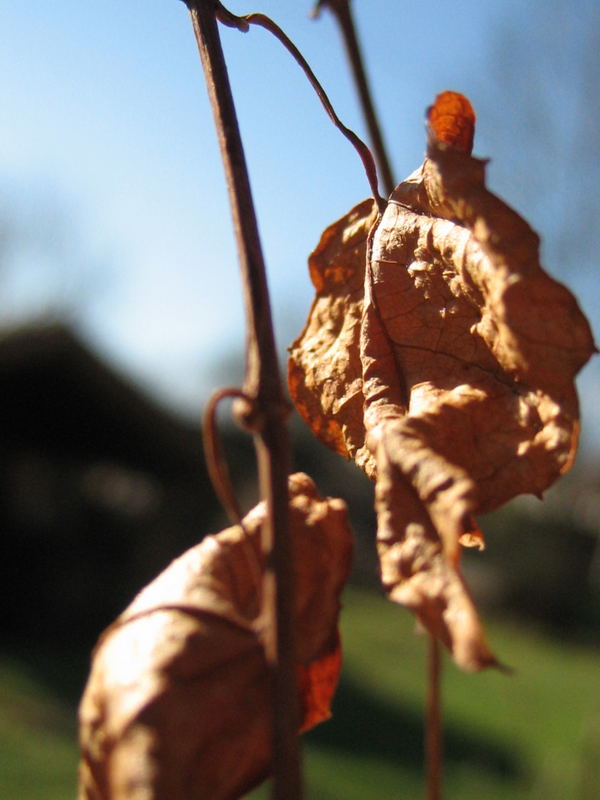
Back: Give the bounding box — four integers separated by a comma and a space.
0, 323, 203, 474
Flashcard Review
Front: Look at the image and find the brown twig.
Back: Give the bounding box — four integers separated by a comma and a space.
182, 2, 301, 798
312, 0, 395, 196
426, 635, 443, 800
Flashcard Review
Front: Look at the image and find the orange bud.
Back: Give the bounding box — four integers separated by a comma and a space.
427, 90, 476, 154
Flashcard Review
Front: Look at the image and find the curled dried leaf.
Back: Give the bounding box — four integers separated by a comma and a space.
78, 473, 353, 800
372, 425, 496, 670
288, 198, 377, 475
289, 92, 595, 670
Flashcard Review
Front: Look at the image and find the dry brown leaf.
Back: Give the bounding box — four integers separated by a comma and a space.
289, 92, 596, 670
78, 473, 353, 800
288, 197, 378, 474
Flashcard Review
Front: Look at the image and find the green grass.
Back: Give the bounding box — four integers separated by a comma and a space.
1, 586, 599, 799
338, 587, 600, 799
0, 656, 79, 800
249, 586, 600, 800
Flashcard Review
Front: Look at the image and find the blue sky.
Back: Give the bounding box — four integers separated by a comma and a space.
2, 0, 599, 451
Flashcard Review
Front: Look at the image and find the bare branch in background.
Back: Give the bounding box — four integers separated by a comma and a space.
312, 0, 395, 196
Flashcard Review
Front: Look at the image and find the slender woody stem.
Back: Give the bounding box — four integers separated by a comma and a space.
183, 2, 301, 798
426, 635, 443, 800
313, 0, 395, 196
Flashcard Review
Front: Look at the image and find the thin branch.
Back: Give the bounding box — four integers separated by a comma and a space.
426, 635, 443, 800
312, 0, 396, 196
182, 2, 301, 798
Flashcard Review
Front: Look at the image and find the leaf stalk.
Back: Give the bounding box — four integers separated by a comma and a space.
313, 0, 395, 196
426, 635, 442, 800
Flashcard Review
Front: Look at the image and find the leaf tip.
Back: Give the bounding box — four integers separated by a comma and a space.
426, 90, 476, 154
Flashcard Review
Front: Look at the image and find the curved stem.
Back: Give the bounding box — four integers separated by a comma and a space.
312, 0, 395, 196
215, 2, 385, 211
202, 387, 249, 526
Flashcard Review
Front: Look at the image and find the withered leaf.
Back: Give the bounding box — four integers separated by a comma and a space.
288, 197, 378, 476
78, 473, 353, 800
289, 94, 595, 670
